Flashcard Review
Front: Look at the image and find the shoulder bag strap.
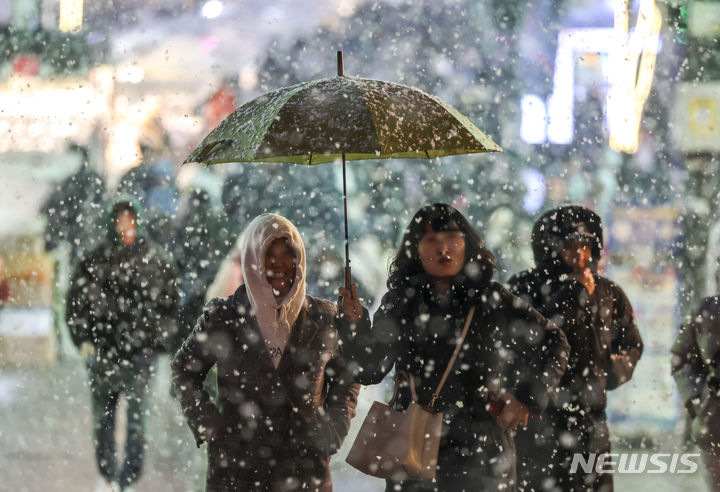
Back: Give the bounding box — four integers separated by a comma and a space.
429, 305, 476, 408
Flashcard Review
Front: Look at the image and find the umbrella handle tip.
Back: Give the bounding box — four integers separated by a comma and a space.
337, 51, 344, 77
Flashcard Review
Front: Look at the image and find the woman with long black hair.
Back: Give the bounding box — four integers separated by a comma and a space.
339, 203, 569, 492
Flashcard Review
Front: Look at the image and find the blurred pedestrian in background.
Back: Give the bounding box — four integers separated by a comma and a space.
66, 197, 178, 492
169, 172, 225, 354
116, 131, 179, 249
39, 143, 106, 356
40, 143, 107, 270
672, 281, 720, 491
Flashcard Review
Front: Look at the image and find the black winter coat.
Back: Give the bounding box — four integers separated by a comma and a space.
509, 268, 643, 492
510, 270, 643, 412
509, 205, 643, 415
172, 285, 360, 492
339, 281, 569, 492
170, 187, 226, 352
67, 234, 178, 387
40, 163, 106, 267
508, 205, 643, 492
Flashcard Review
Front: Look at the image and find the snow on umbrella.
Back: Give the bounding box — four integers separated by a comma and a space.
184, 51, 502, 288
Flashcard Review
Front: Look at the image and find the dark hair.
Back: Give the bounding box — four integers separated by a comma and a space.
531, 205, 603, 273
387, 203, 496, 293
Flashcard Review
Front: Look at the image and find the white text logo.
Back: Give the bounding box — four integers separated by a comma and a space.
569, 453, 700, 474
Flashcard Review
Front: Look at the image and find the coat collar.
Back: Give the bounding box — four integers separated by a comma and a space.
275, 304, 322, 376
232, 285, 321, 374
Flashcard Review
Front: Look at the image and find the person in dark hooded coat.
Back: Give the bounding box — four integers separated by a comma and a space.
66, 196, 178, 491
40, 144, 106, 269
116, 146, 179, 249
169, 185, 226, 353
172, 213, 359, 492
672, 290, 720, 491
508, 205, 644, 492
338, 203, 570, 492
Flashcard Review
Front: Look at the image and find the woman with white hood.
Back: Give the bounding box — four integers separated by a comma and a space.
172, 213, 360, 492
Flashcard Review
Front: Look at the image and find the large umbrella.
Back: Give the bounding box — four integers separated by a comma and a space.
185, 52, 502, 288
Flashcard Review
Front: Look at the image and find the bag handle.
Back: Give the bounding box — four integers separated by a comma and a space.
388, 370, 418, 407
429, 305, 476, 408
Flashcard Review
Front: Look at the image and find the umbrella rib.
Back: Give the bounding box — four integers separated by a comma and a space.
425, 150, 431, 160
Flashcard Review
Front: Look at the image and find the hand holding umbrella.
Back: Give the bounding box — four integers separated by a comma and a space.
338, 283, 363, 323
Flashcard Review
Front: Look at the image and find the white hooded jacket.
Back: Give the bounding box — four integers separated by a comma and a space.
240, 214, 306, 367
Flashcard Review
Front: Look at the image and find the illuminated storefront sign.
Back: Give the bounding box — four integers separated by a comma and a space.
59, 0, 84, 33
520, 0, 662, 154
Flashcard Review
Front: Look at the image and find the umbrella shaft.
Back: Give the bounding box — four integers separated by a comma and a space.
342, 153, 351, 290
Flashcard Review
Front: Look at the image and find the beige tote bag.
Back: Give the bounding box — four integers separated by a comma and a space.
345, 306, 476, 480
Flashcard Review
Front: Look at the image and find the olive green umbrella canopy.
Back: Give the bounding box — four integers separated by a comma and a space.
185, 76, 501, 165
185, 53, 502, 288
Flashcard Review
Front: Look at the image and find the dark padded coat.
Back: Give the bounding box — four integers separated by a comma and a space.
40, 159, 106, 268
672, 296, 720, 455
170, 186, 226, 352
339, 280, 569, 492
509, 205, 643, 492
66, 197, 178, 387
172, 285, 360, 491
